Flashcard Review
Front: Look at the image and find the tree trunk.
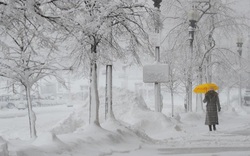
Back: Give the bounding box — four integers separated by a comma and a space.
89, 52, 100, 126
25, 85, 37, 138
206, 53, 212, 83
207, 15, 214, 83
105, 65, 114, 120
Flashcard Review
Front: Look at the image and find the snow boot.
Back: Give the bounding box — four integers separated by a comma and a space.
213, 125, 216, 131
209, 125, 212, 131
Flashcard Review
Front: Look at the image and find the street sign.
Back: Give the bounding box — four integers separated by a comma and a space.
143, 64, 169, 83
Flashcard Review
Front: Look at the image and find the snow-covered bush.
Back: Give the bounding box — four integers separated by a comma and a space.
0, 137, 8, 156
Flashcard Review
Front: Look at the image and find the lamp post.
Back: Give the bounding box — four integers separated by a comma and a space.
248, 34, 250, 87
237, 37, 243, 106
187, 6, 199, 112
152, 0, 163, 112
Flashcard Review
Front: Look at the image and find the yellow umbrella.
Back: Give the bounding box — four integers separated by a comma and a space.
193, 83, 219, 94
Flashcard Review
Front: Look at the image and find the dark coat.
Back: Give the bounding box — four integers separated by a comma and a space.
203, 90, 221, 125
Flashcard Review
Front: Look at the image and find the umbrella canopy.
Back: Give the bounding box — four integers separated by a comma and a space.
193, 83, 219, 94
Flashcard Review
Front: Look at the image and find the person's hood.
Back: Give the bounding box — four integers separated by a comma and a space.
206, 90, 217, 98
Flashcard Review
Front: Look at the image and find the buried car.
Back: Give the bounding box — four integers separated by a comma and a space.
243, 88, 250, 106
17, 102, 26, 110
0, 102, 16, 109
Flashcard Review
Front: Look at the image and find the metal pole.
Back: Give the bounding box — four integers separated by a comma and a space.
170, 65, 174, 117
239, 66, 242, 107
105, 66, 108, 120
155, 47, 161, 112
188, 25, 195, 112
196, 67, 203, 112
237, 41, 243, 106
154, 8, 162, 112
171, 87, 174, 117
187, 5, 198, 112
248, 35, 250, 86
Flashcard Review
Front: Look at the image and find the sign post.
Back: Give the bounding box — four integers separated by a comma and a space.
143, 64, 169, 112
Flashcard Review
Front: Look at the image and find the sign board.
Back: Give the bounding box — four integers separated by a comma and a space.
143, 64, 169, 83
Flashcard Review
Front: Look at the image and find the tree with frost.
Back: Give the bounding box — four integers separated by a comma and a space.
161, 47, 183, 115
160, 0, 248, 111
49, 0, 155, 125
191, 0, 248, 109
0, 0, 67, 138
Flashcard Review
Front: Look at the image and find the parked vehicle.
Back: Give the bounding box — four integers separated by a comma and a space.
6, 102, 16, 109
243, 88, 250, 106
0, 102, 15, 109
0, 94, 18, 109
0, 94, 67, 109
17, 102, 26, 110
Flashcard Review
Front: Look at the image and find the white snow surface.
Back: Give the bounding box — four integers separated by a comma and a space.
1, 88, 250, 156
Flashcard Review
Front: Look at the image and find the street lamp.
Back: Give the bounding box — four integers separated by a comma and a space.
237, 37, 243, 106
237, 37, 243, 56
152, 0, 163, 112
188, 6, 199, 44
187, 6, 199, 112
153, 0, 162, 9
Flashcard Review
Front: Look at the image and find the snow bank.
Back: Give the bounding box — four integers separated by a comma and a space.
99, 87, 136, 121
100, 88, 182, 139
102, 117, 157, 144
2, 86, 250, 156
32, 132, 69, 153
81, 123, 126, 144
120, 94, 176, 136
55, 123, 145, 156
223, 103, 249, 115
50, 107, 86, 134
49, 87, 135, 135
44, 88, 164, 155
0, 137, 8, 156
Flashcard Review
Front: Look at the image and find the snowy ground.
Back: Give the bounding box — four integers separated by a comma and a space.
1, 88, 250, 156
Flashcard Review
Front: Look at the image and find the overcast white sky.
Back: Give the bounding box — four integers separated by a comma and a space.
233, 0, 250, 15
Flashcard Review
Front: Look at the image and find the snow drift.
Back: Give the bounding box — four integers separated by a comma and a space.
0, 137, 8, 156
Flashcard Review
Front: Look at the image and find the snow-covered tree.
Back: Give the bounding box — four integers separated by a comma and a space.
50, 0, 155, 125
0, 0, 67, 138
160, 0, 248, 111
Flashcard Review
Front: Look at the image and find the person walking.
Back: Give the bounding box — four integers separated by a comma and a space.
203, 87, 221, 131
